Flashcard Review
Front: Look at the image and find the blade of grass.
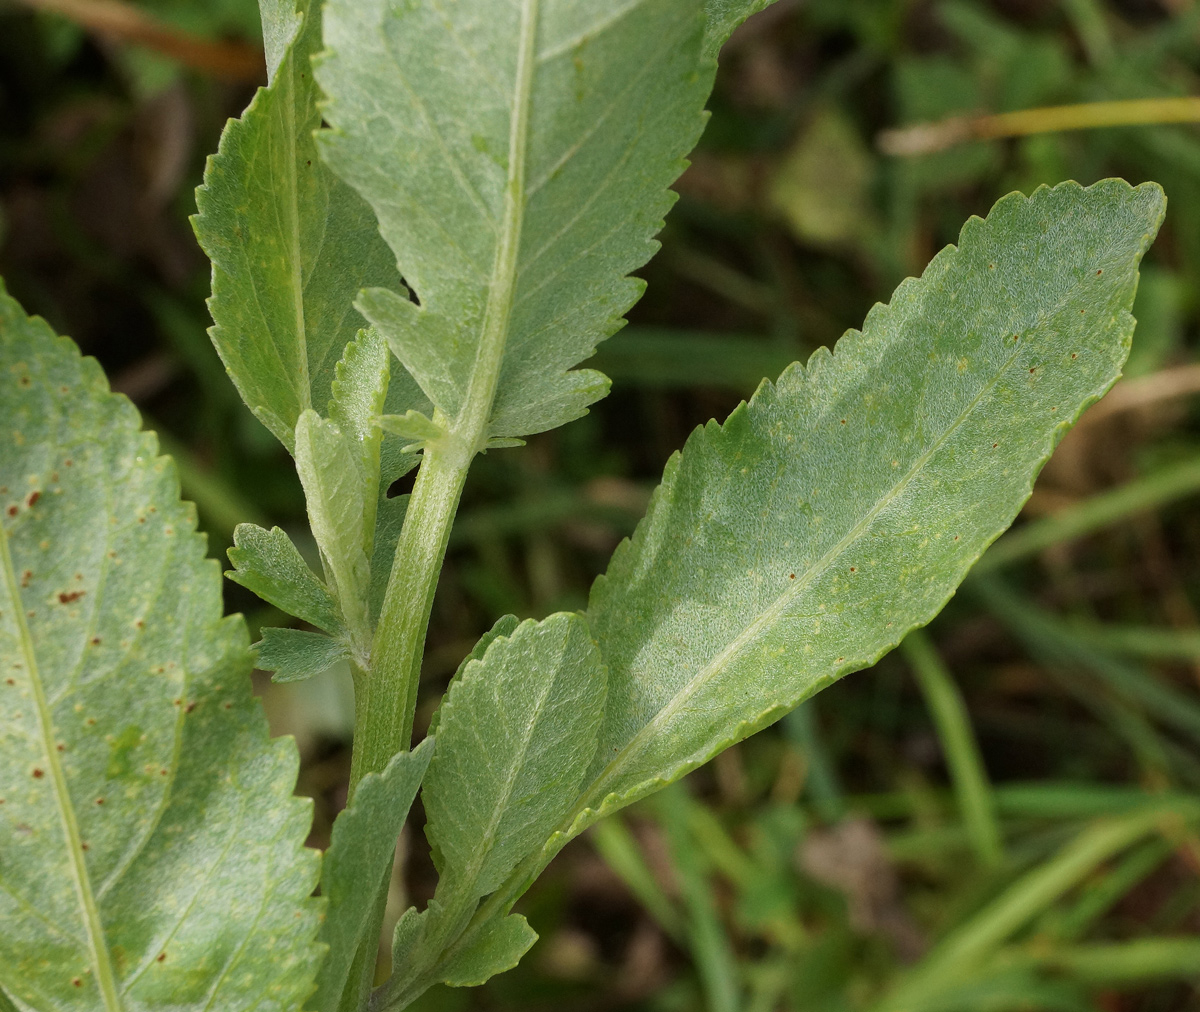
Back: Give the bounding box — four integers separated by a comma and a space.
872, 802, 1199, 1012
657, 785, 743, 1012
902, 629, 1005, 869
782, 702, 845, 822
1060, 621, 1200, 662
1020, 937, 1200, 985
975, 455, 1200, 574
977, 578, 1200, 745
880, 96, 1200, 157
589, 816, 685, 944
1042, 837, 1172, 942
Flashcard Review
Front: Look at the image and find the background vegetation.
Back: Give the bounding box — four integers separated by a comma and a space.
2, 0, 1200, 1008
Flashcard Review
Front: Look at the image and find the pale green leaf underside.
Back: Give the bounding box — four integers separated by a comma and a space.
423, 614, 606, 900
439, 915, 537, 988
0, 281, 321, 1010
295, 410, 371, 644
382, 615, 603, 1007
257, 627, 349, 683
317, 0, 717, 441
575, 180, 1165, 828
312, 738, 433, 1012
193, 0, 401, 450
227, 523, 343, 635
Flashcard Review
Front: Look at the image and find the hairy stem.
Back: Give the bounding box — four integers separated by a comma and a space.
351, 436, 470, 794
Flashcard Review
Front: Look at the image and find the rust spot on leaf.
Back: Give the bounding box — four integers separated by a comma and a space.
26, 491, 39, 507
58, 590, 85, 604
32, 768, 44, 779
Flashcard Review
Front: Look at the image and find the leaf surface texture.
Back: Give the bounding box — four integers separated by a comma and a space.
193, 0, 400, 449
575, 180, 1165, 827
317, 0, 718, 442
0, 282, 321, 1010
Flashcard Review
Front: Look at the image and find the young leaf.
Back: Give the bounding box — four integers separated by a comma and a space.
311, 738, 433, 1012
426, 614, 521, 740
193, 0, 401, 449
227, 523, 344, 634
256, 627, 350, 683
316, 0, 717, 446
569, 179, 1164, 831
438, 915, 538, 988
0, 282, 321, 1008
295, 410, 371, 645
383, 615, 605, 1005
329, 328, 391, 561
423, 614, 606, 899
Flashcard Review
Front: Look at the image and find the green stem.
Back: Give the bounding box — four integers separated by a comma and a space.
902, 629, 1004, 869
351, 438, 470, 794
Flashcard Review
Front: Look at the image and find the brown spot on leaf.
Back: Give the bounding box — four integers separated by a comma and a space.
26, 491, 39, 508
156, 952, 166, 963
6, 506, 17, 517
58, 590, 85, 604
32, 768, 44, 779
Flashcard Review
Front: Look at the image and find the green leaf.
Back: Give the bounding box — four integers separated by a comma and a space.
295, 410, 371, 646
312, 738, 433, 1012
426, 614, 521, 741
439, 915, 538, 988
424, 613, 606, 899
0, 281, 321, 1008
329, 328, 390, 562
571, 179, 1164, 831
227, 523, 344, 634
316, 0, 718, 446
193, 0, 400, 450
384, 614, 605, 1006
257, 627, 350, 683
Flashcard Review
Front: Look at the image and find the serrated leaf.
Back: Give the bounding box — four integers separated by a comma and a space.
193, 0, 400, 450
425, 614, 520, 742
0, 281, 321, 1009
295, 410, 371, 645
227, 523, 343, 635
257, 627, 350, 683
439, 915, 538, 988
569, 180, 1164, 830
312, 738, 433, 1012
383, 615, 605, 1007
424, 614, 606, 900
316, 0, 717, 446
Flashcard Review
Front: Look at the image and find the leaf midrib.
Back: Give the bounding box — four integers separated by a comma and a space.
0, 520, 122, 1010
283, 44, 313, 418
581, 309, 1038, 812
451, 0, 540, 451
442, 634, 560, 900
